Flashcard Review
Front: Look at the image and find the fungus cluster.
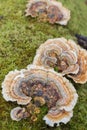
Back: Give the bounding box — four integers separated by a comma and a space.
2, 36, 87, 127
25, 0, 70, 25
1, 0, 87, 126
2, 65, 78, 126
33, 38, 87, 84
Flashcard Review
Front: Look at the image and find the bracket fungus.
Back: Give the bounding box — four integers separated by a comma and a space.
25, 0, 70, 25
33, 38, 87, 84
10, 107, 29, 121
43, 108, 73, 127
2, 65, 78, 127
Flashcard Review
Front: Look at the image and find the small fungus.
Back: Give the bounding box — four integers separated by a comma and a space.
10, 107, 29, 121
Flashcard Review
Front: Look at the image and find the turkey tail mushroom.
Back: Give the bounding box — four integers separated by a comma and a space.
33, 38, 87, 84
10, 107, 29, 121
43, 108, 73, 127
2, 65, 78, 126
25, 0, 70, 25
69, 47, 87, 84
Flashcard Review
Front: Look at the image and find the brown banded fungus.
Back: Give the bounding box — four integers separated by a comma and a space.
25, 0, 70, 25
33, 38, 87, 84
2, 70, 32, 105
2, 65, 78, 126
69, 47, 87, 83
43, 108, 73, 127
10, 107, 29, 121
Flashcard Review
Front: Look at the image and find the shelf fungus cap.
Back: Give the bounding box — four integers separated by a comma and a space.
2, 65, 78, 126
25, 0, 70, 25
33, 38, 79, 75
10, 107, 29, 121
2, 70, 32, 105
33, 38, 87, 84
69, 47, 87, 84
43, 107, 73, 127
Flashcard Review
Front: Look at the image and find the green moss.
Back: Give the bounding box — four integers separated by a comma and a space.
0, 0, 87, 130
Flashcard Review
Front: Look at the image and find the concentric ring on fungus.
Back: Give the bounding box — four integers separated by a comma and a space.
25, 0, 70, 25
2, 65, 78, 126
10, 107, 29, 121
33, 38, 87, 84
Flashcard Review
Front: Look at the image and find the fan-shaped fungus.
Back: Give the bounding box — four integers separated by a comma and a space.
10, 107, 29, 121
25, 0, 70, 25
33, 38, 87, 84
2, 65, 78, 126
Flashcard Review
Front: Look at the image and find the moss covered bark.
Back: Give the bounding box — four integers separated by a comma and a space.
0, 0, 87, 130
